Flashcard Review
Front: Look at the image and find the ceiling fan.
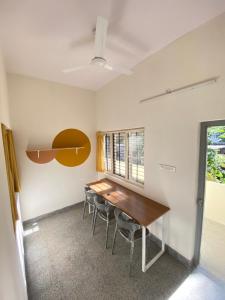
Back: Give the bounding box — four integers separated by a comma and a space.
63, 16, 133, 75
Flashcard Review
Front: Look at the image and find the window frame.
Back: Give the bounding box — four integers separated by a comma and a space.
103, 128, 144, 187
113, 131, 126, 178
104, 133, 112, 172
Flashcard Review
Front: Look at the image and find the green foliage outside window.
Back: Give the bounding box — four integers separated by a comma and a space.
207, 126, 225, 184
207, 126, 225, 145
207, 149, 225, 183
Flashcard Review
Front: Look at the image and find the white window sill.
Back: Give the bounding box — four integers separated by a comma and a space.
104, 172, 144, 190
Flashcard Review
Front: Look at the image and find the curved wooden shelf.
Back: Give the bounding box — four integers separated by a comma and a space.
27, 146, 85, 152
26, 147, 85, 164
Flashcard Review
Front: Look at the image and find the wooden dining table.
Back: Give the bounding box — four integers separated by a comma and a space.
87, 178, 170, 272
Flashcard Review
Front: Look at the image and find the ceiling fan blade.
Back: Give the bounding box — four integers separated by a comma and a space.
62, 65, 90, 73
104, 63, 133, 75
94, 16, 108, 58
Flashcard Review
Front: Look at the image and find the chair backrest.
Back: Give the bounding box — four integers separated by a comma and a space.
85, 189, 97, 202
94, 195, 107, 212
114, 208, 140, 232
84, 185, 91, 192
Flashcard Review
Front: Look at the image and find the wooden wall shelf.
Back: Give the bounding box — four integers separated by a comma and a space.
26, 147, 85, 164
27, 146, 84, 154
26, 128, 91, 166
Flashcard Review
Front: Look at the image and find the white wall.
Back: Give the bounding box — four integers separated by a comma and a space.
96, 13, 225, 261
0, 51, 27, 300
5, 13, 225, 262
204, 180, 225, 225
8, 74, 97, 221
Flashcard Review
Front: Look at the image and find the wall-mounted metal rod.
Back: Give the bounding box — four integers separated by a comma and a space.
99, 127, 144, 134
139, 76, 219, 104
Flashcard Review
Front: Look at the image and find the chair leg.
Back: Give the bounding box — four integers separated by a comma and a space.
92, 209, 98, 236
112, 224, 118, 255
82, 199, 87, 219
105, 219, 109, 249
91, 206, 96, 229
129, 241, 134, 276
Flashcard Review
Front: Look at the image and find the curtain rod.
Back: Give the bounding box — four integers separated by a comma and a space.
139, 76, 219, 104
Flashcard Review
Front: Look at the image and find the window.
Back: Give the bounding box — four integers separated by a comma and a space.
113, 132, 126, 177
104, 134, 111, 172
128, 131, 144, 184
104, 128, 144, 185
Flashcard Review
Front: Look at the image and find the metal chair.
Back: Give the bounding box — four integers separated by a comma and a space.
83, 187, 97, 228
92, 196, 115, 249
112, 208, 150, 276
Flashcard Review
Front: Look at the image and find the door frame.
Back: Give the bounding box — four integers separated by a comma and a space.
193, 119, 225, 266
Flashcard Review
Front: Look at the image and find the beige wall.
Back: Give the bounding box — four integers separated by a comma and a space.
0, 51, 27, 299
7, 74, 97, 221
96, 13, 225, 261
205, 181, 225, 225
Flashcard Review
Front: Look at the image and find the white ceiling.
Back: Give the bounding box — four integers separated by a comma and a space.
0, 0, 225, 91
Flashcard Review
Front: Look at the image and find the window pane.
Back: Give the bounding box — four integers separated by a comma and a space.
104, 134, 111, 171
128, 131, 144, 184
104, 129, 144, 185
113, 132, 126, 177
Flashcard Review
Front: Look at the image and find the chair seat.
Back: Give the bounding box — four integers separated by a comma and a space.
119, 227, 149, 242
98, 210, 115, 222
87, 197, 95, 205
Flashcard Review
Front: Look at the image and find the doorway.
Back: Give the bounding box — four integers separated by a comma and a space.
194, 120, 225, 281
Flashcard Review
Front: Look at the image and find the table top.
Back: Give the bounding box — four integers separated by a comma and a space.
88, 178, 170, 227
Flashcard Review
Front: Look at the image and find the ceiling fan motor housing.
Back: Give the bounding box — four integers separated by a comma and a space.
91, 57, 106, 66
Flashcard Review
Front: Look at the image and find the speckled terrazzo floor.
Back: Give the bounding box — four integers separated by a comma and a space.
24, 203, 190, 300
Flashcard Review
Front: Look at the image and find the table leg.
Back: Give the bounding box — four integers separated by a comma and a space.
142, 214, 167, 272
142, 226, 146, 272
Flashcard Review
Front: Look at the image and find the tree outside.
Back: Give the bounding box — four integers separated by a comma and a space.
207, 126, 225, 184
